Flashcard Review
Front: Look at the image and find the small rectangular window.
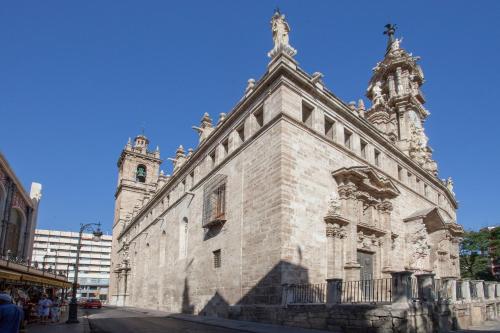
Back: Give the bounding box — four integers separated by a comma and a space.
416, 178, 421, 192
202, 175, 227, 227
213, 249, 221, 268
424, 184, 429, 197
397, 166, 403, 181
344, 129, 352, 149
324, 117, 335, 140
209, 150, 216, 169
302, 102, 313, 127
222, 138, 229, 156
189, 171, 195, 188
237, 125, 245, 143
374, 149, 381, 167
254, 108, 264, 129
360, 140, 367, 159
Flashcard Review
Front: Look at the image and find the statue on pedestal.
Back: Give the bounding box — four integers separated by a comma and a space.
267, 9, 297, 59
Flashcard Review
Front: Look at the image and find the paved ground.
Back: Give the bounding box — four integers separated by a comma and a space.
88, 307, 245, 333
26, 306, 500, 333
86, 306, 332, 333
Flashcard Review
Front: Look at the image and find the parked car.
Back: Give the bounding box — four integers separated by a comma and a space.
83, 298, 102, 309
77, 297, 88, 306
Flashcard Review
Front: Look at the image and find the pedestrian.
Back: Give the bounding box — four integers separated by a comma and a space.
0, 293, 23, 333
37, 294, 52, 324
50, 297, 61, 323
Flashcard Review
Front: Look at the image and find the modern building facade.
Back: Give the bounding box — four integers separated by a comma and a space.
109, 11, 464, 316
0, 152, 42, 261
32, 229, 112, 301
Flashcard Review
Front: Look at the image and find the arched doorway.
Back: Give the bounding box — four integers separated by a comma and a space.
5, 208, 25, 257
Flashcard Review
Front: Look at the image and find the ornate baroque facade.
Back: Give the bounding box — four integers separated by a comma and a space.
109, 12, 463, 314
0, 152, 42, 261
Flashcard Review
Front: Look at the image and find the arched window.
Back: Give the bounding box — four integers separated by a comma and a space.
5, 208, 23, 257
179, 218, 188, 259
159, 230, 167, 265
136, 165, 147, 183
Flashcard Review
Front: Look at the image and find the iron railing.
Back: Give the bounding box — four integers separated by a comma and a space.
286, 283, 326, 304
340, 278, 392, 304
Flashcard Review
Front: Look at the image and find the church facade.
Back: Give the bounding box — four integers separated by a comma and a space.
109, 12, 463, 314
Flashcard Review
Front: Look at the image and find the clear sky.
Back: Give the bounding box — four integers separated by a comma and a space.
1, 1, 499, 233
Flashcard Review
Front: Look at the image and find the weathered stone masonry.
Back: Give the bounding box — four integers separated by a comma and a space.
109, 10, 468, 330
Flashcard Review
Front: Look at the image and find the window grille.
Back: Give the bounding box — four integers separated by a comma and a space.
213, 249, 221, 268
202, 175, 227, 228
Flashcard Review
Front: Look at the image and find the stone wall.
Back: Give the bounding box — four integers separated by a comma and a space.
229, 303, 438, 333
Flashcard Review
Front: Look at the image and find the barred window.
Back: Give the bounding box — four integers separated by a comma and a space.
213, 249, 221, 268
202, 175, 227, 228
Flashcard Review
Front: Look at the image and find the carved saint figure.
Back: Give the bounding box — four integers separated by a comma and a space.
268, 10, 297, 58
327, 191, 341, 216
271, 11, 290, 48
389, 37, 403, 52
445, 177, 455, 195
371, 81, 384, 105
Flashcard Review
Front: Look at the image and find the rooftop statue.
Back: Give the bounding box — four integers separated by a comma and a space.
268, 9, 297, 59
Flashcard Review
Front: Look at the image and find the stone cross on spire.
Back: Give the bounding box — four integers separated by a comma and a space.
383, 23, 399, 52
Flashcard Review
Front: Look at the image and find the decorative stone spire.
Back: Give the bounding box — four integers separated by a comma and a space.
168, 145, 187, 173
365, 24, 438, 176
244, 79, 256, 96
267, 9, 297, 59
192, 113, 214, 144
217, 113, 227, 125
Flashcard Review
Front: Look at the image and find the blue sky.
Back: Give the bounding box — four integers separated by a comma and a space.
1, 1, 499, 233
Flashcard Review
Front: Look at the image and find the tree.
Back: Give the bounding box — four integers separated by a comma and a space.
460, 228, 500, 281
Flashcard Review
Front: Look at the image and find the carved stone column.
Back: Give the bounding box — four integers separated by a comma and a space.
378, 201, 394, 273
325, 221, 347, 279
338, 183, 360, 281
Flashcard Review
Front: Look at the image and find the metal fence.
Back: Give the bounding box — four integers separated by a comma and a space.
340, 278, 392, 304
285, 283, 327, 304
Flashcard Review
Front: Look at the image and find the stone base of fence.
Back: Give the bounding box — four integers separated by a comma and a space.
227, 300, 500, 333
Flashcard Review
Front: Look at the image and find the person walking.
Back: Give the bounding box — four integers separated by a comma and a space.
0, 293, 23, 333
50, 297, 61, 323
37, 294, 52, 324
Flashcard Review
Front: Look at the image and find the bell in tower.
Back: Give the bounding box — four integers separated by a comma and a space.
365, 24, 438, 176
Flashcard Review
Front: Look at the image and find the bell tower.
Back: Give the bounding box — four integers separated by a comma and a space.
365, 24, 438, 176
110, 134, 161, 305
113, 134, 162, 230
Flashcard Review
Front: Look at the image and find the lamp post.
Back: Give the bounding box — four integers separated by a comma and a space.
66, 222, 103, 324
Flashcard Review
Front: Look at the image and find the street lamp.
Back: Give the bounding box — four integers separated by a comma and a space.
66, 222, 103, 324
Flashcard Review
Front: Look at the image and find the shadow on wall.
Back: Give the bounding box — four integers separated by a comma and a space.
192, 260, 309, 318
181, 277, 194, 314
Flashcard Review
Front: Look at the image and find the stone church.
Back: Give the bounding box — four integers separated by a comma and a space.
109, 11, 464, 314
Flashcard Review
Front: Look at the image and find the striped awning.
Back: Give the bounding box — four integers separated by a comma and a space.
0, 269, 22, 281
0, 269, 71, 288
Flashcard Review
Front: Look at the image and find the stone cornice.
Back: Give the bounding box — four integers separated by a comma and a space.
274, 62, 457, 208
117, 149, 162, 168
121, 55, 457, 232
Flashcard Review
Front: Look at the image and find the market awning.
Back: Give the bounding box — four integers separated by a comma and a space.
20, 274, 72, 288
0, 269, 22, 281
